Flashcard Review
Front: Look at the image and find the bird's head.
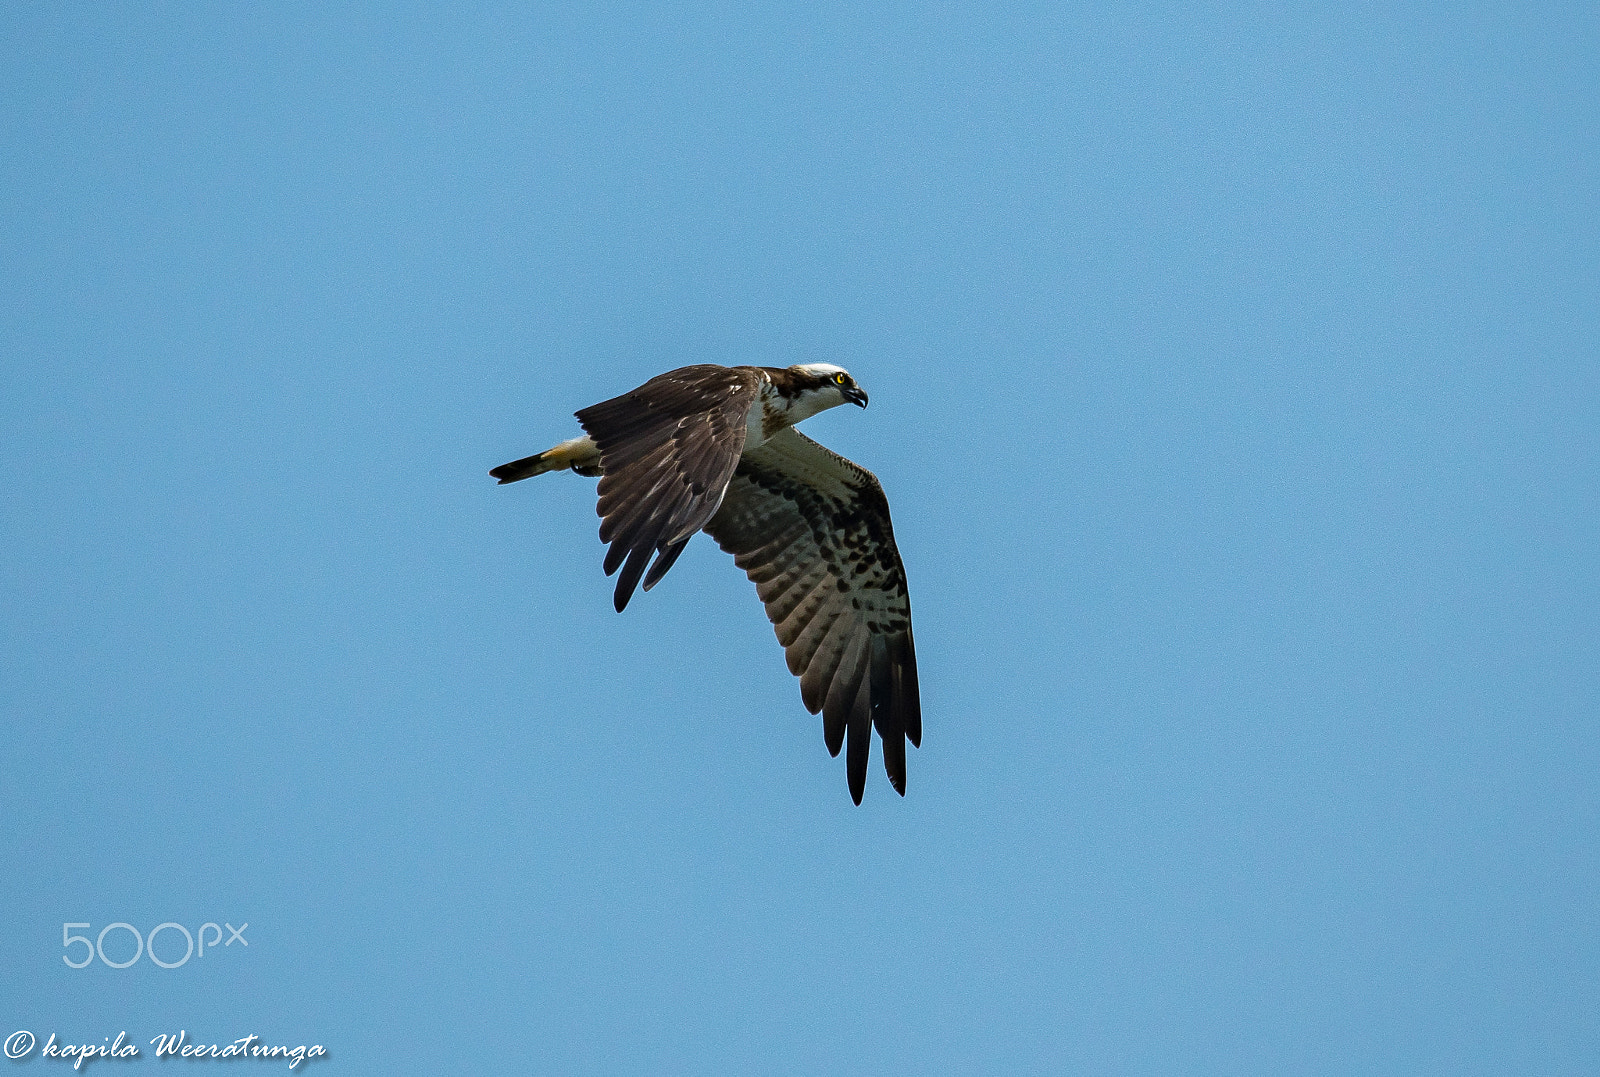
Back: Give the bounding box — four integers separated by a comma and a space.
785, 362, 869, 414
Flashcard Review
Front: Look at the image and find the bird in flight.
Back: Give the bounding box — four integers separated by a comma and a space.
491, 363, 920, 804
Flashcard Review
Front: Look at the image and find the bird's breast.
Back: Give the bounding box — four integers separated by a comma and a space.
745, 385, 790, 450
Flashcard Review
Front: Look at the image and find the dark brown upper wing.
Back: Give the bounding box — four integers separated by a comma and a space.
702, 427, 920, 804
575, 364, 763, 612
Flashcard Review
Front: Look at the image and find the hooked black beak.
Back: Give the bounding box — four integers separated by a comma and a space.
842, 384, 869, 408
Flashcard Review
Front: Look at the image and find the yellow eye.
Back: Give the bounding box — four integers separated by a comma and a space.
834, 373, 847, 385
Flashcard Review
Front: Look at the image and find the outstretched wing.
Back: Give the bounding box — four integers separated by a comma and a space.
703, 427, 920, 804
575, 364, 762, 612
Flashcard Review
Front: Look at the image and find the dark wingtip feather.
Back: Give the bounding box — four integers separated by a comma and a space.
823, 716, 845, 757
896, 633, 922, 748
603, 539, 628, 576
880, 729, 906, 795
870, 637, 906, 795
846, 677, 871, 804
641, 538, 690, 592
613, 544, 652, 612
846, 749, 867, 803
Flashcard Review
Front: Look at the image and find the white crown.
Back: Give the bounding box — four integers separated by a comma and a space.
789, 362, 849, 379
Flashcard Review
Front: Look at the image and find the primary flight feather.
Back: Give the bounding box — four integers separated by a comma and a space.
491, 363, 920, 804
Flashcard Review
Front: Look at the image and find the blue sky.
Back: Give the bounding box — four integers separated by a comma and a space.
2, 4, 1596, 1074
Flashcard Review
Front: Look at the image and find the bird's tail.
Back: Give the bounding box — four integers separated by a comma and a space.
490, 435, 603, 483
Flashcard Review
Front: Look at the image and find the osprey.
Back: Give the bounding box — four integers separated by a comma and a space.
491, 363, 920, 804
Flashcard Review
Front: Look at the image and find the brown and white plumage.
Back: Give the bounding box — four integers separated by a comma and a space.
490, 362, 920, 803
